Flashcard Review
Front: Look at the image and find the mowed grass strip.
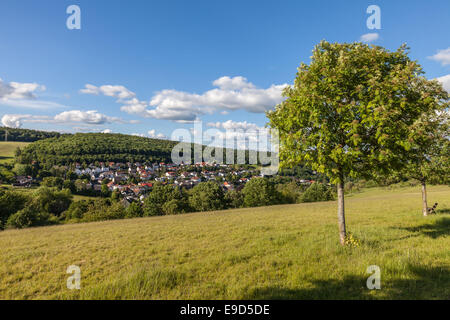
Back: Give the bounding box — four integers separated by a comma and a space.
0, 186, 448, 299
0, 142, 30, 164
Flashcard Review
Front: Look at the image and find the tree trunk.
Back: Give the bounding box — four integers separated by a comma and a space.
337, 180, 346, 245
421, 181, 428, 216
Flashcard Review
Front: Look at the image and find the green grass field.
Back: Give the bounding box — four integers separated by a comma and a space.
0, 186, 448, 300
0, 141, 30, 164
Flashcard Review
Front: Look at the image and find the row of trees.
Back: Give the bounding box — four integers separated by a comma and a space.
0, 179, 335, 229
0, 127, 61, 142
268, 41, 449, 245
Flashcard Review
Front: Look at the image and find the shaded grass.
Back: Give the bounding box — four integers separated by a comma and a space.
0, 186, 449, 300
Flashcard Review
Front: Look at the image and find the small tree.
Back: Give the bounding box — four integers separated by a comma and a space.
268, 41, 448, 244
241, 178, 279, 207
400, 110, 449, 215
188, 181, 226, 212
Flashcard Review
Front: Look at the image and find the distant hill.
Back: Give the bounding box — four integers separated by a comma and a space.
17, 133, 180, 166
0, 127, 62, 142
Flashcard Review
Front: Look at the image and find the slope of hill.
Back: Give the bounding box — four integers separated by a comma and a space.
17, 133, 180, 166
0, 127, 61, 142
0, 142, 30, 164
0, 186, 448, 299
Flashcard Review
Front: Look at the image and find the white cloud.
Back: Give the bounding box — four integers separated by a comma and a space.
90, 76, 288, 122
2, 110, 125, 128
360, 33, 379, 43
0, 78, 45, 100
101, 129, 113, 133
80, 84, 135, 101
148, 129, 167, 139
429, 48, 450, 66
207, 120, 261, 131
54, 110, 123, 125
437, 74, 450, 93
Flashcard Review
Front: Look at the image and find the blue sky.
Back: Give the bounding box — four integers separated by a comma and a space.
0, 0, 449, 139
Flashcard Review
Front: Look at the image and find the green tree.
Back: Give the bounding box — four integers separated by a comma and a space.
125, 201, 143, 218
301, 182, 334, 203
399, 110, 449, 215
268, 41, 449, 244
143, 184, 181, 216
0, 190, 29, 229
241, 178, 279, 207
188, 181, 226, 212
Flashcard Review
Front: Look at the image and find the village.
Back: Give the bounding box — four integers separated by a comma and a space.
11, 161, 317, 205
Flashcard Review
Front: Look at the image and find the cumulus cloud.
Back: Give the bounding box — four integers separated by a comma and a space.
54, 110, 122, 125
2, 110, 125, 128
207, 120, 261, 131
101, 129, 113, 133
80, 84, 135, 101
148, 129, 167, 139
437, 74, 450, 93
88, 76, 288, 122
429, 48, 450, 66
359, 33, 379, 43
0, 78, 45, 100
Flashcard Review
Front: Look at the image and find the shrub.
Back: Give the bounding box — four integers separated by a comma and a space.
224, 189, 244, 208
125, 202, 143, 218
300, 183, 334, 203
6, 202, 54, 229
32, 187, 73, 216
81, 200, 126, 222
276, 181, 302, 204
63, 201, 90, 221
162, 199, 187, 215
143, 184, 183, 216
188, 181, 226, 212
242, 178, 280, 207
0, 190, 29, 229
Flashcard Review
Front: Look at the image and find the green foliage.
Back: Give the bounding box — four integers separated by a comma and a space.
241, 178, 279, 207
17, 133, 180, 167
188, 181, 226, 212
0, 127, 61, 142
224, 189, 244, 208
42, 176, 64, 189
81, 200, 126, 222
32, 187, 73, 216
125, 202, 144, 218
0, 190, 29, 229
267, 41, 449, 184
6, 202, 55, 229
143, 184, 183, 216
300, 183, 334, 203
276, 181, 303, 204
162, 199, 188, 215
64, 201, 90, 221
13, 163, 32, 176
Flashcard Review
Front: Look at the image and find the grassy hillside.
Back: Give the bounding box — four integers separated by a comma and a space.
0, 141, 30, 164
0, 186, 448, 300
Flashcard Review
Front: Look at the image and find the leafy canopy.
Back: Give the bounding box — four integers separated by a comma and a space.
268, 41, 449, 183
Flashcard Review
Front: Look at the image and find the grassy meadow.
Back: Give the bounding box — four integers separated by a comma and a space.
0, 142, 30, 164
0, 185, 449, 300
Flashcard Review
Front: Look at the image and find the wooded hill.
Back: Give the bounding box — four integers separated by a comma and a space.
15, 132, 271, 167
0, 127, 62, 142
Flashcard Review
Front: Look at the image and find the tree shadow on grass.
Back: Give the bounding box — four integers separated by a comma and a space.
436, 208, 450, 215
244, 265, 449, 299
397, 217, 450, 239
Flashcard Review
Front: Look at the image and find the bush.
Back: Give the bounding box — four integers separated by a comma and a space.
276, 181, 302, 204
6, 202, 55, 229
63, 201, 89, 221
125, 202, 143, 218
242, 178, 280, 207
300, 183, 334, 203
224, 189, 244, 208
143, 184, 183, 216
188, 181, 226, 212
32, 187, 73, 216
0, 190, 29, 229
81, 200, 126, 222
162, 199, 188, 215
